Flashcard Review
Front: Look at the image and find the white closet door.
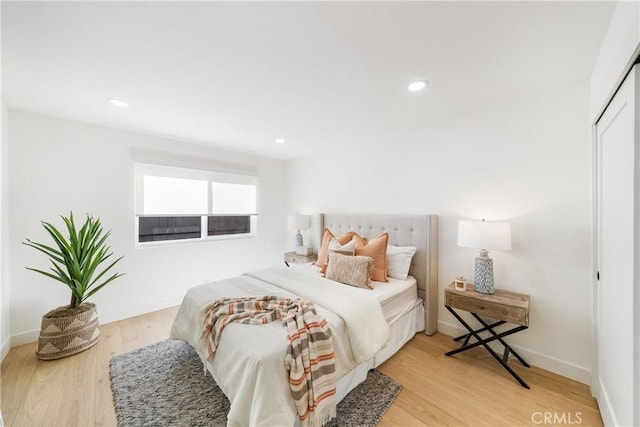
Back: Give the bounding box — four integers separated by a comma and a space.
595, 64, 638, 427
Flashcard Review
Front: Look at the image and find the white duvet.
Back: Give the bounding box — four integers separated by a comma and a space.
169, 267, 390, 427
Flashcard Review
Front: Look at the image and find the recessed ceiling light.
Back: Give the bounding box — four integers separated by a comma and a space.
109, 98, 129, 108
408, 80, 429, 92
275, 138, 285, 144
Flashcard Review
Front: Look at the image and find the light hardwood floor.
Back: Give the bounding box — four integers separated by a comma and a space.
2, 306, 602, 426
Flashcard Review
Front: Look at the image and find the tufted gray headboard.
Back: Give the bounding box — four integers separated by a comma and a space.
312, 213, 438, 335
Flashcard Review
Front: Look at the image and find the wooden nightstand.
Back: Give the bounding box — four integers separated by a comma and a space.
284, 251, 318, 267
444, 282, 531, 388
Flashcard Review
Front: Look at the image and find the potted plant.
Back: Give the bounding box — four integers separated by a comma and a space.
23, 212, 124, 360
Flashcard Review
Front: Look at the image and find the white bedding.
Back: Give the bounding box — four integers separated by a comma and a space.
293, 263, 418, 322
370, 276, 418, 322
170, 266, 392, 427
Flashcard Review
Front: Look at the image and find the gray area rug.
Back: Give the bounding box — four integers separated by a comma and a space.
110, 339, 402, 427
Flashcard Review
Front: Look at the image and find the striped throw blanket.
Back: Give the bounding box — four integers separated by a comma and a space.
202, 295, 337, 427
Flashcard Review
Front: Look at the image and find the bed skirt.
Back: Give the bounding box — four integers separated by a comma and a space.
335, 298, 424, 403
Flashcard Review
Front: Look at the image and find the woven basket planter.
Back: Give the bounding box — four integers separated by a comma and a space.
36, 302, 101, 360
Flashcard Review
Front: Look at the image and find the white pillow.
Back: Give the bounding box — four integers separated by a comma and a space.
386, 245, 416, 280
321, 237, 358, 273
328, 237, 356, 255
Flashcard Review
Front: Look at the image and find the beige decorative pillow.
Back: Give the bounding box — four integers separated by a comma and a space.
325, 252, 374, 289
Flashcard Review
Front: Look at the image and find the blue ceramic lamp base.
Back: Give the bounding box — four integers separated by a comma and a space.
474, 250, 494, 294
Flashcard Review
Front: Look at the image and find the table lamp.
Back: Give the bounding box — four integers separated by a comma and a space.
287, 214, 310, 247
457, 219, 511, 294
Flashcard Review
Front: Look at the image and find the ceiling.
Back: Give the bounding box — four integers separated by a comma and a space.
2, 1, 615, 160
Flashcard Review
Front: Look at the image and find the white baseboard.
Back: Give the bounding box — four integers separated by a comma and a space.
595, 378, 616, 426
0, 336, 10, 361
437, 320, 591, 385
98, 295, 184, 326
10, 295, 184, 348
6, 301, 593, 387
10, 328, 39, 347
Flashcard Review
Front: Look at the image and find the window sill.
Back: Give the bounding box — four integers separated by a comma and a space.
135, 233, 256, 249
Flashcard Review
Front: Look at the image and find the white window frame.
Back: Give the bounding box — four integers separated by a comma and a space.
135, 162, 258, 246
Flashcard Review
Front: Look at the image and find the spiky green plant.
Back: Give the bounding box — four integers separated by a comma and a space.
23, 212, 124, 309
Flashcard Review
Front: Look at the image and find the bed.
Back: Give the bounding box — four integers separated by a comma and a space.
169, 213, 438, 426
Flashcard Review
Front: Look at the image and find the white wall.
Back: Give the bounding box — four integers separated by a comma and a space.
0, 102, 9, 360
287, 82, 593, 383
8, 110, 287, 345
590, 0, 640, 121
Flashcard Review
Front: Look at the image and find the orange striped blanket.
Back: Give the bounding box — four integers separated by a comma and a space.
202, 295, 337, 427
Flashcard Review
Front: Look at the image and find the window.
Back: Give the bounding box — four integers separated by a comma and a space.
135, 163, 257, 244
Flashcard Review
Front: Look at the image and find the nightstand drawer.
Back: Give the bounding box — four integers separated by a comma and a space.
284, 251, 317, 265
445, 284, 529, 326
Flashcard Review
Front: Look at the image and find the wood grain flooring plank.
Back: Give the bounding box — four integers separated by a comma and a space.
1, 343, 39, 426
94, 322, 122, 427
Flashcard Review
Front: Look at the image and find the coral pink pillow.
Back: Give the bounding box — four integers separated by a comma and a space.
355, 232, 389, 282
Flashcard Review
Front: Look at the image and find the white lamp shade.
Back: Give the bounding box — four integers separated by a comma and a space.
287, 214, 310, 231
457, 220, 511, 251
